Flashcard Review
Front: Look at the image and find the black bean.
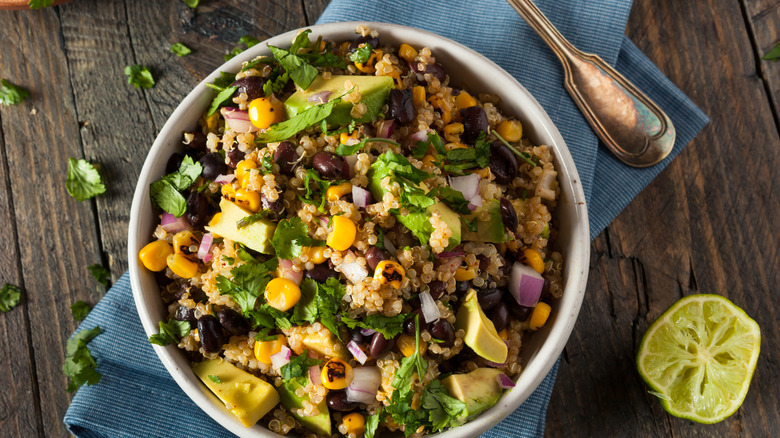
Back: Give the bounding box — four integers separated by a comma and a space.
188, 286, 207, 303
490, 302, 510, 332
185, 191, 210, 227
489, 141, 519, 185
231, 76, 266, 101
429, 320, 455, 347
348, 35, 379, 52
199, 152, 228, 180
175, 306, 197, 323
364, 246, 389, 272
506, 297, 534, 322
218, 308, 249, 336
540, 278, 552, 302
227, 147, 245, 168
197, 315, 227, 354
460, 106, 488, 144
455, 281, 470, 298
184, 131, 208, 151
478, 288, 504, 311
403, 309, 422, 336
261, 192, 283, 213
428, 280, 446, 300
312, 151, 348, 180
500, 197, 518, 232
350, 329, 367, 346
274, 141, 299, 175
370, 332, 393, 358
304, 263, 338, 283
165, 152, 185, 175
387, 88, 415, 124
424, 63, 446, 82
327, 391, 358, 412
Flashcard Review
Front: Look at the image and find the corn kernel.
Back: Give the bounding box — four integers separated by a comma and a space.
523, 249, 545, 274
529, 302, 552, 330
236, 159, 258, 179
205, 111, 219, 131
321, 358, 354, 390
166, 253, 198, 279
398, 43, 418, 62
428, 95, 452, 124
326, 216, 357, 251
506, 239, 519, 252
301, 246, 327, 264
397, 333, 427, 357
444, 142, 468, 151
422, 154, 437, 167
264, 278, 301, 311
412, 85, 426, 107
173, 230, 200, 260
248, 97, 284, 130
138, 240, 173, 272
343, 413, 366, 435
236, 188, 261, 212
254, 334, 286, 364
454, 265, 478, 281
326, 182, 353, 202
374, 260, 405, 289
499, 328, 509, 340
455, 91, 477, 111
443, 122, 464, 143
208, 212, 222, 227
497, 119, 523, 142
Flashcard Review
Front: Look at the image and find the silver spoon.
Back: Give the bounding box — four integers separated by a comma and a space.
506, 0, 675, 167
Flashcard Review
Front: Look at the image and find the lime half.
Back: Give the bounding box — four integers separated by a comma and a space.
637, 294, 760, 423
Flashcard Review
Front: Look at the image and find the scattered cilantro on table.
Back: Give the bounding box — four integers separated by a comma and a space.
66, 158, 106, 202
271, 217, 322, 260
341, 313, 407, 339
0, 283, 22, 312
148, 318, 190, 346
0, 79, 29, 106
280, 350, 321, 386
170, 42, 192, 57
88, 264, 110, 286
124, 65, 155, 89
762, 41, 780, 61
70, 300, 91, 321
28, 0, 54, 10
63, 326, 103, 392
184, 0, 199, 9
149, 155, 202, 217
224, 34, 261, 61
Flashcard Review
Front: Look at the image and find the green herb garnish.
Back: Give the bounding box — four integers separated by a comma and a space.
207, 85, 238, 117
341, 313, 407, 339
348, 44, 373, 64
268, 45, 319, 91
299, 169, 333, 213
148, 318, 191, 346
240, 35, 260, 48
0, 79, 29, 106
335, 137, 400, 156
70, 301, 91, 321
365, 410, 381, 438
184, 0, 199, 8
124, 65, 155, 89
291, 278, 345, 340
216, 258, 280, 329
149, 155, 202, 217
492, 130, 536, 167
280, 350, 321, 386
237, 211, 269, 229
0, 283, 22, 312
271, 217, 322, 260
762, 41, 780, 61
66, 158, 106, 202
208, 374, 221, 383
255, 95, 344, 143
63, 326, 103, 392
28, 0, 53, 9
171, 42, 192, 57
369, 152, 435, 212
88, 264, 110, 286
427, 186, 471, 215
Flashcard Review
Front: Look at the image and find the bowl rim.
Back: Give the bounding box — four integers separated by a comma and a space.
128, 21, 589, 438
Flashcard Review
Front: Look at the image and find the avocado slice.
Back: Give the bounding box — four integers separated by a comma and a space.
442, 368, 504, 420
301, 328, 347, 360
192, 358, 280, 427
462, 199, 509, 243
277, 380, 331, 436
205, 198, 276, 254
284, 74, 393, 126
456, 289, 508, 364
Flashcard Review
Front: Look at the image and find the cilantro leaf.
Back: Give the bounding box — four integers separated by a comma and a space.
763, 41, 780, 61
206, 71, 237, 92
255, 95, 342, 143
0, 79, 29, 106
299, 169, 333, 213
272, 217, 321, 260
280, 350, 321, 386
289, 29, 312, 54
217, 258, 278, 329
422, 379, 467, 432
88, 264, 110, 286
348, 44, 373, 64
268, 45, 319, 90
207, 85, 238, 117
63, 326, 103, 392
184, 0, 199, 8
208, 374, 221, 383
70, 301, 91, 320
239, 35, 260, 48
28, 0, 54, 9
365, 411, 381, 438
262, 68, 289, 96
237, 211, 269, 229
335, 137, 400, 156
124, 65, 155, 89
171, 42, 192, 57
0, 283, 22, 312
428, 186, 471, 215
258, 303, 292, 329
292, 278, 318, 324
341, 313, 407, 339
149, 155, 202, 216
316, 277, 346, 340
148, 318, 191, 346
66, 158, 106, 202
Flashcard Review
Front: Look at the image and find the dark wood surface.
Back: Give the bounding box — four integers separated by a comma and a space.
0, 1, 776, 437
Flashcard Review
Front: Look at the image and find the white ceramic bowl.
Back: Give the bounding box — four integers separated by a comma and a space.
129, 21, 589, 438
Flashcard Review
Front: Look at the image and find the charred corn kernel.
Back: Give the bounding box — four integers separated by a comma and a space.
238, 172, 252, 189
236, 188, 261, 212
398, 43, 418, 62
428, 95, 452, 124
326, 215, 357, 251
326, 182, 353, 202
454, 265, 478, 281
497, 119, 523, 142
443, 122, 464, 143
412, 85, 426, 106
445, 142, 468, 151
455, 91, 477, 111
321, 358, 354, 390
397, 333, 427, 357
374, 260, 405, 288
523, 248, 545, 274
343, 413, 366, 436
301, 246, 327, 264
208, 212, 222, 227
166, 253, 198, 279
506, 239, 519, 252
248, 97, 284, 130
264, 278, 301, 311
205, 111, 220, 131
422, 154, 437, 167
173, 230, 200, 260
499, 328, 509, 340
222, 184, 237, 202
529, 302, 552, 330
236, 159, 258, 180
254, 334, 286, 364
138, 240, 174, 272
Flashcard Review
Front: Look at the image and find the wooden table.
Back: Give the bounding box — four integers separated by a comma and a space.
0, 1, 777, 437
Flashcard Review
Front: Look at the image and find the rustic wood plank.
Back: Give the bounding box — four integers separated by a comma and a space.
547, 0, 780, 436
748, 0, 780, 119
0, 7, 104, 438
303, 0, 330, 24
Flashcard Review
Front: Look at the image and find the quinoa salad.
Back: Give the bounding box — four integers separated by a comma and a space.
138, 25, 564, 437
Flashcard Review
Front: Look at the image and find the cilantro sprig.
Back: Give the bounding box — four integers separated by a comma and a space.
255, 95, 344, 143
124, 65, 155, 89
280, 350, 321, 386
291, 278, 345, 340
268, 45, 319, 90
0, 283, 22, 312
88, 264, 110, 286
348, 44, 373, 64
0, 79, 29, 106
171, 42, 192, 57
335, 137, 400, 156
271, 217, 322, 260
368, 152, 435, 212
341, 313, 407, 339
216, 257, 292, 330
149, 155, 202, 217
66, 158, 107, 202
63, 326, 103, 392
148, 318, 191, 346
70, 301, 91, 320
299, 169, 337, 213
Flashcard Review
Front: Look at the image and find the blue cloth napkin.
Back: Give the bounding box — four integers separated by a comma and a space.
64, 0, 709, 436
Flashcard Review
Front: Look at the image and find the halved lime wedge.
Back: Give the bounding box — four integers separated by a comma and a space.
637, 294, 760, 423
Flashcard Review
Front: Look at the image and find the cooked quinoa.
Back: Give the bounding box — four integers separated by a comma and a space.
140, 25, 564, 437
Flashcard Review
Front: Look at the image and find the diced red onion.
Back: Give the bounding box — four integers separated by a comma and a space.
419, 290, 441, 323
220, 107, 258, 133
436, 247, 465, 259
509, 262, 545, 307
197, 233, 214, 262
214, 173, 236, 184
497, 373, 516, 389
449, 173, 480, 202
376, 119, 394, 138
360, 328, 376, 336
346, 366, 381, 404
309, 365, 322, 385
347, 340, 368, 365
344, 154, 358, 178
318, 216, 329, 227
343, 136, 360, 146
468, 196, 483, 210
277, 259, 302, 286
411, 129, 431, 143
352, 186, 372, 208
160, 213, 190, 233
270, 346, 291, 371
384, 236, 397, 255
307, 90, 332, 103
340, 259, 368, 284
